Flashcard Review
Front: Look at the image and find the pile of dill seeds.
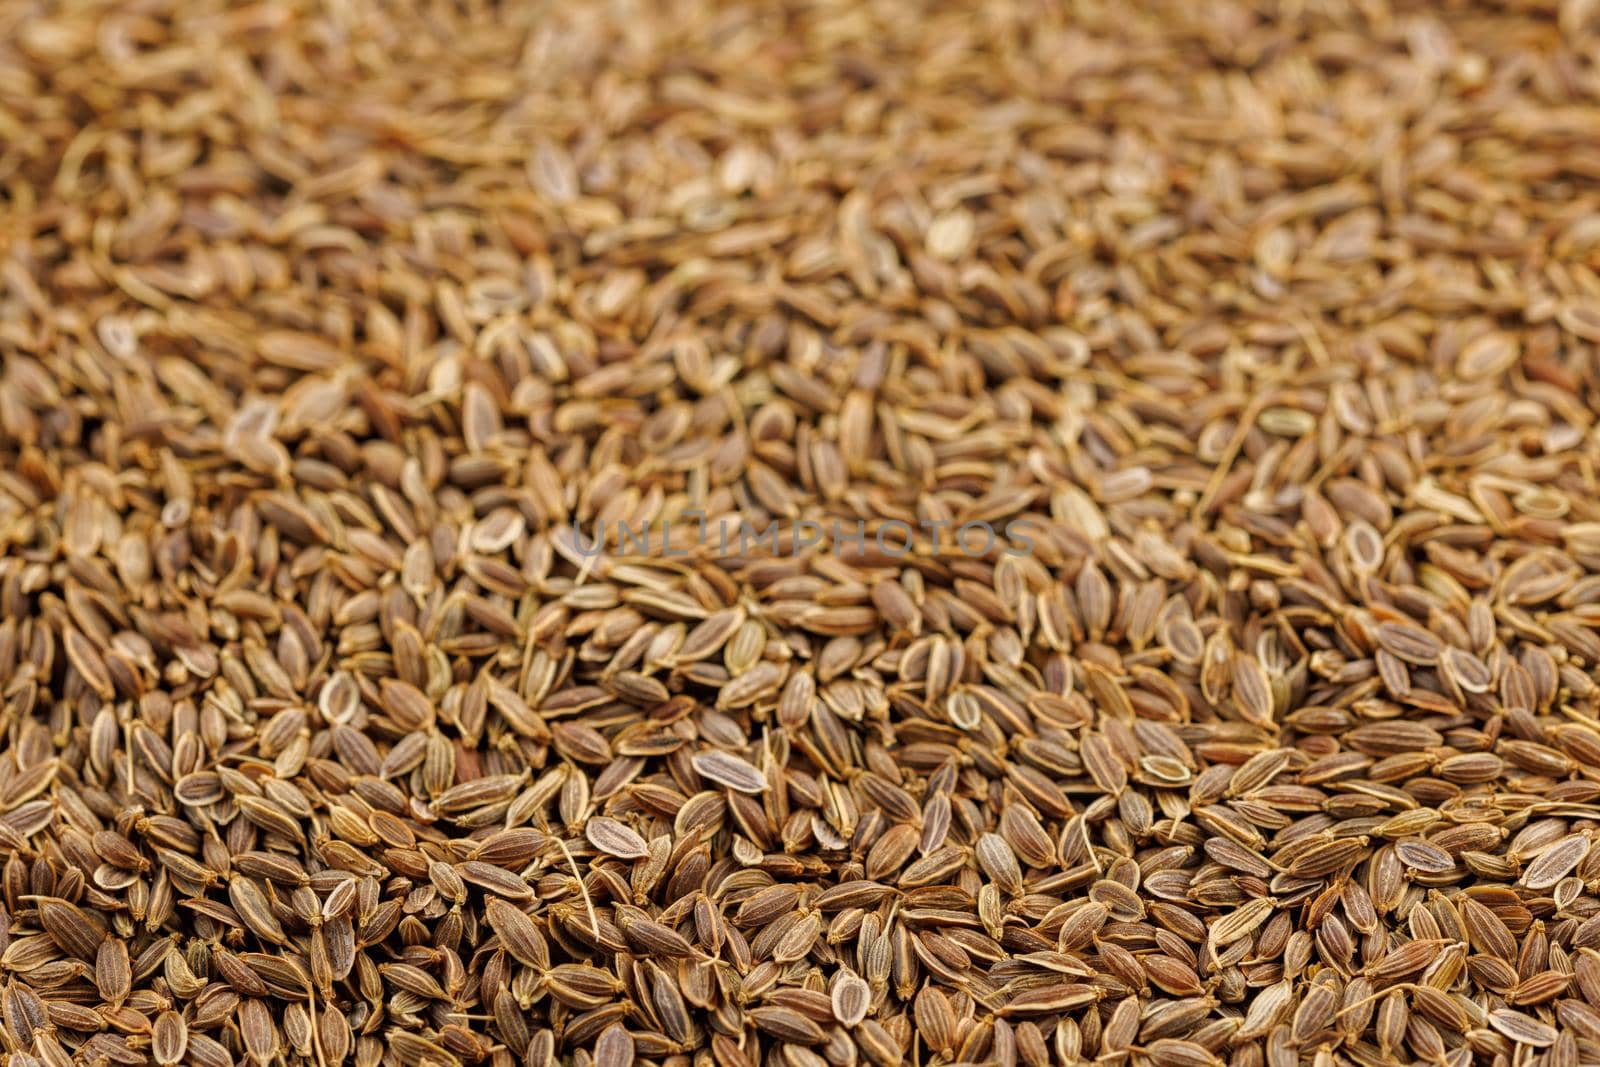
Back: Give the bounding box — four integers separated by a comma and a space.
4, 0, 1600, 1065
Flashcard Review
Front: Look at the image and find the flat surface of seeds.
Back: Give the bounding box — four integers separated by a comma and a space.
3, 1, 1600, 1067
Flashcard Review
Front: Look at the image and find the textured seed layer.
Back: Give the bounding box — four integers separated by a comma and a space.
4, 1, 1600, 1067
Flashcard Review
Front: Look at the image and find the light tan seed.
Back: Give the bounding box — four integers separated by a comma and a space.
1000, 984, 1098, 1015
239, 999, 276, 1064
595, 1024, 635, 1067
831, 970, 872, 1026
586, 817, 650, 859
690, 750, 769, 794
1521, 834, 1590, 889
1209, 898, 1275, 949
1488, 1008, 1558, 1047
151, 1010, 188, 1066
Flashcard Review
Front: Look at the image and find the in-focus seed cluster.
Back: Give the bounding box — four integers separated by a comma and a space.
4, 0, 1600, 1066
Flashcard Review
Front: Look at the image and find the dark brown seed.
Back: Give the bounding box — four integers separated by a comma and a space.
96, 938, 132, 1006
485, 899, 545, 967
1461, 899, 1516, 962
749, 1005, 826, 1044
